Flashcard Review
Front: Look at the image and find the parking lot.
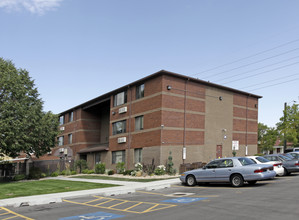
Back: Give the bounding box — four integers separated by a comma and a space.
1, 174, 299, 220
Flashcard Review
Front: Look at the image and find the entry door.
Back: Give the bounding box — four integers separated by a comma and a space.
216, 145, 222, 158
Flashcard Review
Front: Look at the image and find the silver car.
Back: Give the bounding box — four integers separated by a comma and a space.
180, 157, 276, 187
264, 154, 299, 175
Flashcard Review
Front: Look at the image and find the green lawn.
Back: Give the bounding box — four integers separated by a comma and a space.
0, 179, 119, 199
71, 175, 177, 182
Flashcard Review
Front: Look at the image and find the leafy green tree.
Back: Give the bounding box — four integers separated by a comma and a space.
258, 123, 278, 153
0, 58, 60, 158
276, 103, 299, 147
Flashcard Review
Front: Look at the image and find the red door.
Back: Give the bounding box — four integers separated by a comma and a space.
216, 145, 222, 158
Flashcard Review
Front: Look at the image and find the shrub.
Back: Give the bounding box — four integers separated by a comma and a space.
71, 171, 77, 175
143, 158, 155, 175
87, 169, 95, 174
61, 170, 71, 176
154, 165, 166, 176
166, 151, 176, 175
51, 171, 59, 177
123, 170, 133, 175
82, 169, 89, 174
14, 174, 26, 181
28, 167, 42, 179
116, 162, 125, 174
95, 163, 105, 174
75, 160, 88, 173
107, 170, 114, 175
41, 173, 47, 178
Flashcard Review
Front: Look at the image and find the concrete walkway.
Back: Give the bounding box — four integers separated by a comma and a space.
0, 176, 181, 208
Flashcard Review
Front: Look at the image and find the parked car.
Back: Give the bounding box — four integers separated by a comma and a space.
180, 157, 276, 187
263, 154, 299, 175
247, 156, 284, 176
284, 152, 299, 160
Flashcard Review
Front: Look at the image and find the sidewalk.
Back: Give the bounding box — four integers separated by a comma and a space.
0, 176, 181, 208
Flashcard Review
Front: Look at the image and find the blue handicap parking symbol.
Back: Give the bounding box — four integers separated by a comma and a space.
162, 197, 208, 204
59, 211, 124, 220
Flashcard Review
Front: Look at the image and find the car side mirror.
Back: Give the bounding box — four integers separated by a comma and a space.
202, 166, 206, 170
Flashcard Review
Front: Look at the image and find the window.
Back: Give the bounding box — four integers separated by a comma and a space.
95, 152, 101, 164
218, 159, 233, 168
135, 116, 144, 131
238, 158, 255, 166
205, 160, 219, 169
112, 150, 126, 164
136, 84, 144, 99
113, 91, 127, 106
68, 134, 73, 144
134, 148, 142, 163
58, 136, 64, 146
112, 120, 127, 135
59, 115, 64, 125
69, 111, 73, 122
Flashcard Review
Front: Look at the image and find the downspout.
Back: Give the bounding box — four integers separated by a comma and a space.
127, 86, 132, 170
246, 95, 249, 155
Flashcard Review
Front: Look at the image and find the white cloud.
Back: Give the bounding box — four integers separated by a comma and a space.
0, 0, 63, 15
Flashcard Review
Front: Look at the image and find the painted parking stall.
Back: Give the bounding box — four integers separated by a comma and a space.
59, 211, 124, 220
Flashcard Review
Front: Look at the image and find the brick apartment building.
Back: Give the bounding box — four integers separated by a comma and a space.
39, 70, 261, 171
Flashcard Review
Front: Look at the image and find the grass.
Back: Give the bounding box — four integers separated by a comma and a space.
0, 179, 119, 200
70, 175, 177, 182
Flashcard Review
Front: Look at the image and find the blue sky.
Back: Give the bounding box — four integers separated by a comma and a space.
0, 0, 298, 127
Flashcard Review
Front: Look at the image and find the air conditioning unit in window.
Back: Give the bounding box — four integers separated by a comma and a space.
60, 127, 65, 131
59, 148, 65, 153
117, 137, 127, 143
118, 107, 127, 114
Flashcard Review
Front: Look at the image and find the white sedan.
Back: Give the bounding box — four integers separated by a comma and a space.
247, 156, 284, 176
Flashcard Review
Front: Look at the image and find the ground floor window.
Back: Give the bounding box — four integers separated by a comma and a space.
134, 148, 142, 163
112, 150, 125, 164
95, 152, 101, 164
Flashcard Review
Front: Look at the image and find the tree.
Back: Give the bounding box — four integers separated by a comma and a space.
276, 103, 299, 147
0, 58, 60, 158
258, 123, 278, 153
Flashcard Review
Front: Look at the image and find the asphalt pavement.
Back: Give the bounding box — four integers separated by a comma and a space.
0, 176, 181, 208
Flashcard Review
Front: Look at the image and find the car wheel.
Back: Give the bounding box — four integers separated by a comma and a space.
283, 168, 289, 176
186, 175, 196, 186
230, 174, 244, 187
247, 180, 257, 185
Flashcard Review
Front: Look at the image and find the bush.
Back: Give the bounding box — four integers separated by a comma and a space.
95, 163, 105, 174
14, 174, 26, 181
116, 162, 125, 174
61, 170, 71, 176
87, 169, 94, 174
71, 171, 77, 175
107, 170, 114, 175
75, 160, 88, 173
41, 173, 47, 178
123, 170, 133, 175
82, 169, 89, 174
154, 165, 166, 176
51, 171, 59, 177
28, 167, 42, 179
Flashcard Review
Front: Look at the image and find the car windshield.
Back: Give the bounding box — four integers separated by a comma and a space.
256, 157, 270, 163
238, 158, 255, 166
279, 155, 292, 161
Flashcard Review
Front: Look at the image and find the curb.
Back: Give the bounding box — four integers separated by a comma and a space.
0, 179, 180, 208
